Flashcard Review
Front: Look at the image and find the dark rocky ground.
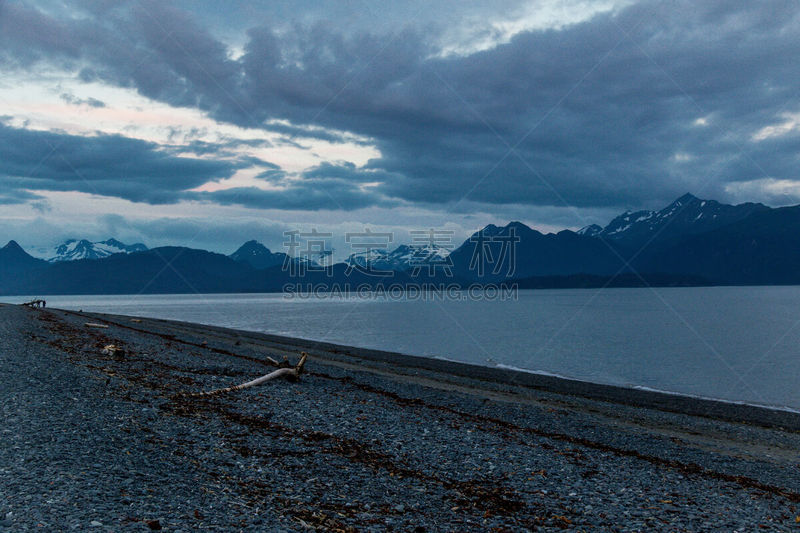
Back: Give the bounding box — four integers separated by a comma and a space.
1, 304, 800, 531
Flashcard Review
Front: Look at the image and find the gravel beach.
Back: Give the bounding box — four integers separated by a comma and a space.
2, 304, 800, 531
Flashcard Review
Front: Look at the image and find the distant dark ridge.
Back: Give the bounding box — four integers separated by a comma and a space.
511, 272, 712, 289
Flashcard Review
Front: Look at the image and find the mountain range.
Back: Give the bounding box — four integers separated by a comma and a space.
3, 193, 800, 295
345, 244, 451, 273
49, 238, 148, 262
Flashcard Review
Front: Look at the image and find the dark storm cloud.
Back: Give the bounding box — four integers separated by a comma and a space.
0, 1, 81, 67
3, 0, 800, 211
0, 123, 237, 203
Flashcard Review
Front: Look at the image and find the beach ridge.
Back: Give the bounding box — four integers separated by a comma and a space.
2, 304, 799, 531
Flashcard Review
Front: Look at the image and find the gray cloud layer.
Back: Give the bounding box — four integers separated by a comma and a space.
0, 121, 388, 210
0, 122, 236, 204
2, 0, 800, 212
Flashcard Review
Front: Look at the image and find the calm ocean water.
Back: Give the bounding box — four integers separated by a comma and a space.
9, 286, 800, 410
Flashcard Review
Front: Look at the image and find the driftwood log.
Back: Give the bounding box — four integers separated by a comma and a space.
102, 344, 125, 356
192, 352, 308, 397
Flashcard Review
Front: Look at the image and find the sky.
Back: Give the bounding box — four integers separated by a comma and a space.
1, 0, 800, 259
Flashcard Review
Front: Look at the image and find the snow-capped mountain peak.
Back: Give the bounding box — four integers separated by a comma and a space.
576, 224, 602, 236
346, 243, 451, 272
593, 194, 768, 245
49, 238, 148, 262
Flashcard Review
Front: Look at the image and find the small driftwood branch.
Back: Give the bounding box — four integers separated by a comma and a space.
191, 352, 308, 397
85, 322, 109, 329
